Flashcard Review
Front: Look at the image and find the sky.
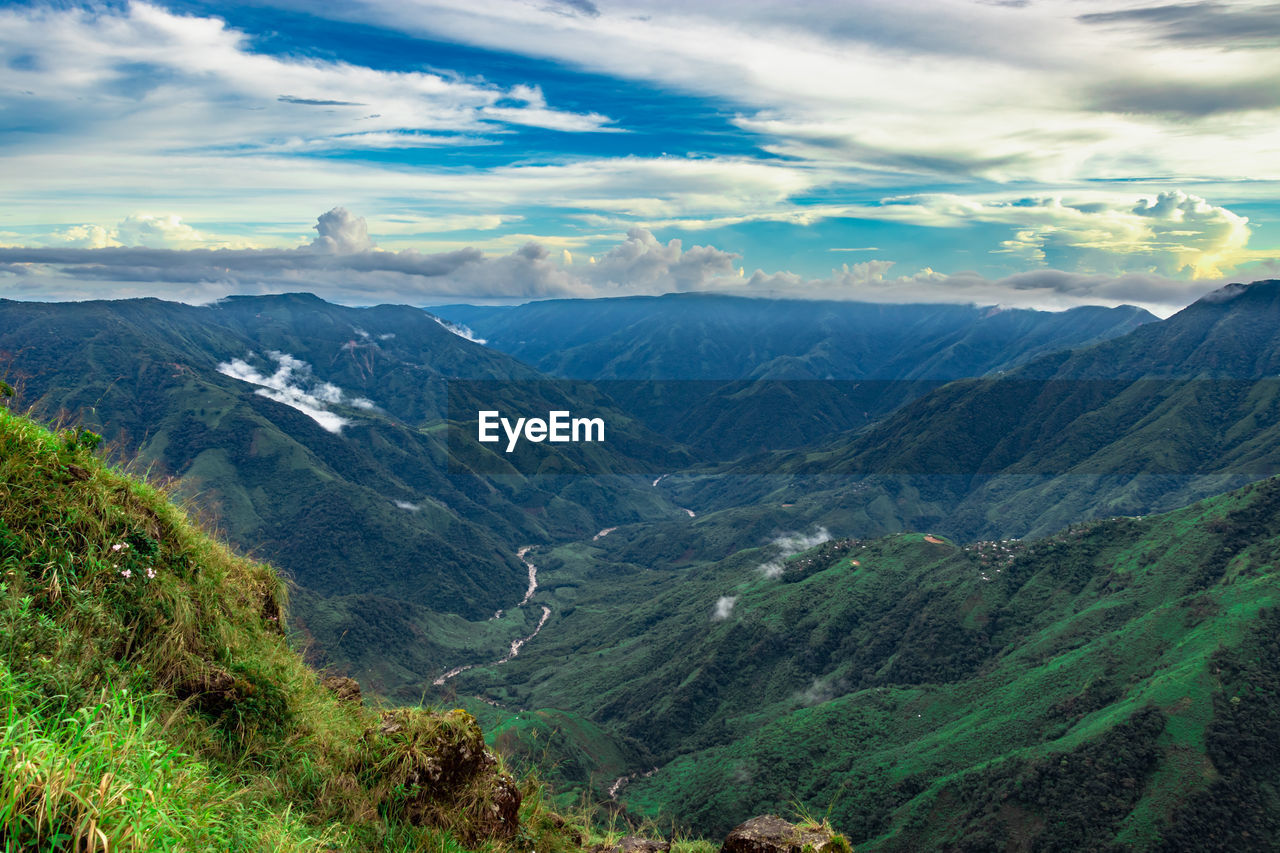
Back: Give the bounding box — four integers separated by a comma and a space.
1, 0, 1279, 315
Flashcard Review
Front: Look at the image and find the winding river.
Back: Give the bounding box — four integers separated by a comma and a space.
433, 546, 549, 686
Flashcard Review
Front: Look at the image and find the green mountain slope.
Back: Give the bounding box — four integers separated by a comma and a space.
434, 294, 1153, 381
435, 295, 1154, 457
758, 278, 1280, 539
450, 475, 1280, 849
0, 404, 595, 851
0, 294, 685, 691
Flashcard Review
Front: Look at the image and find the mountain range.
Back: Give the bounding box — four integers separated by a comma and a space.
5, 281, 1280, 848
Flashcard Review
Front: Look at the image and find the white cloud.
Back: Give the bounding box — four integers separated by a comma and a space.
216, 350, 371, 433
431, 315, 487, 344
712, 595, 737, 621
114, 214, 207, 249
1, 205, 1251, 314
44, 224, 118, 250
0, 2, 614, 160
759, 527, 831, 579
311, 207, 375, 254
874, 190, 1258, 279
275, 0, 1280, 186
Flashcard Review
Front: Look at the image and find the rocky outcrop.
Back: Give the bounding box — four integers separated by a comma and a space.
594, 838, 671, 853
356, 708, 522, 842
321, 674, 361, 703
722, 815, 850, 853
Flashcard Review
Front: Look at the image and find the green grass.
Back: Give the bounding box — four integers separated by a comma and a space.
0, 406, 595, 851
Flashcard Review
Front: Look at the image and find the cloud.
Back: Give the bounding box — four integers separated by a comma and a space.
0, 209, 751, 302
312, 207, 375, 254
712, 595, 737, 620
1079, 3, 1280, 48
547, 0, 601, 18
758, 527, 831, 579
1087, 77, 1280, 118
43, 224, 117, 250
39, 214, 212, 250
431, 316, 487, 344
1, 203, 1260, 315
216, 350, 373, 433
797, 676, 847, 706
0, 1, 615, 163
848, 190, 1259, 280
586, 229, 740, 292
281, 0, 1280, 188
114, 214, 207, 249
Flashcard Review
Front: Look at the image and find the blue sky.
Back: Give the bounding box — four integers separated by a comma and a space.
1, 0, 1279, 314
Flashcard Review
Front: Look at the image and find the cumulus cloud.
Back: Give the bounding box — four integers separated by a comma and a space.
0, 210, 745, 303
985, 191, 1254, 278
712, 596, 737, 621
216, 350, 373, 433
0, 203, 1267, 315
758, 527, 831, 579
40, 214, 214, 250
44, 224, 118, 250
585, 229, 741, 292
311, 207, 375, 254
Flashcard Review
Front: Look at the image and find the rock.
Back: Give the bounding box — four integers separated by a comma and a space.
618, 838, 671, 853
474, 772, 522, 839
321, 675, 362, 703
721, 816, 850, 853
592, 838, 671, 853
173, 667, 245, 716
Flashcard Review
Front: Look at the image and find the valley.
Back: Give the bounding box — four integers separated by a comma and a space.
5, 281, 1280, 849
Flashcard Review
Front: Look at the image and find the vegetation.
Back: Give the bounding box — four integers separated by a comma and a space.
0, 405, 593, 851
8, 282, 1280, 849
444, 477, 1280, 849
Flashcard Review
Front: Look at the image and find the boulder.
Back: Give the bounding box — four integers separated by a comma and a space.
595, 838, 671, 853
321, 675, 362, 703
721, 815, 850, 853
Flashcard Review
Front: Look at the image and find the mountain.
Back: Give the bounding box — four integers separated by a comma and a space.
0, 294, 685, 691
755, 278, 1280, 539
433, 294, 1154, 457
450, 473, 1280, 849
433, 294, 1155, 381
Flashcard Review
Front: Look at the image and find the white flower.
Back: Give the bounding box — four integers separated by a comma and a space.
120, 568, 132, 579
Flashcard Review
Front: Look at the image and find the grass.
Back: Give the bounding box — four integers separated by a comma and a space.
0, 405, 597, 851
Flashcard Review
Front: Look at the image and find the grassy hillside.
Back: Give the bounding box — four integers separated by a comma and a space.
0, 403, 597, 851
443, 474, 1280, 849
